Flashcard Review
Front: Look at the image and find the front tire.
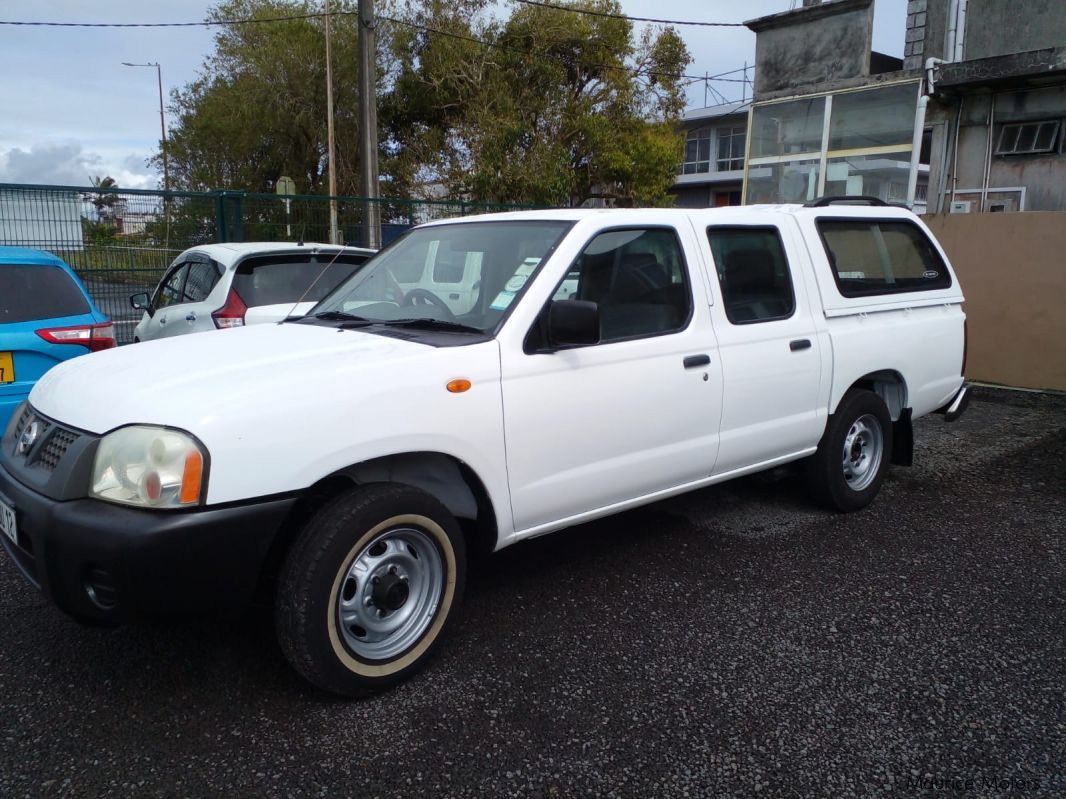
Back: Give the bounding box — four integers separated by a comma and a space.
805, 389, 893, 512
275, 483, 466, 696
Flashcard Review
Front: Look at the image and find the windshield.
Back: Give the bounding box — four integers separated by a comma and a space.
311, 220, 572, 334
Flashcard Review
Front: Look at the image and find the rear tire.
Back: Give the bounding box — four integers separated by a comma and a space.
275, 483, 466, 697
805, 389, 893, 512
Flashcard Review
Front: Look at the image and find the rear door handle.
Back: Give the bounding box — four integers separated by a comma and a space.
186, 312, 197, 322
790, 339, 811, 352
683, 354, 711, 369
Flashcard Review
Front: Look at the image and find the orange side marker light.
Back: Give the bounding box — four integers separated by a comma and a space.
447, 379, 472, 393
180, 450, 204, 504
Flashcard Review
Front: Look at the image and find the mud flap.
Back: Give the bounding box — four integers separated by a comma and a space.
891, 409, 913, 466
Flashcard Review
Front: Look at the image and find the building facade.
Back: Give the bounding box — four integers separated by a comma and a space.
912, 0, 1066, 212
671, 101, 749, 208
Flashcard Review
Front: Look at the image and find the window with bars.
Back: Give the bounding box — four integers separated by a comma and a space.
716, 127, 746, 172
995, 120, 1061, 155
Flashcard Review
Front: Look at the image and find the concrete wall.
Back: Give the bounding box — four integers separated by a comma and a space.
748, 0, 874, 98
922, 212, 1066, 391
964, 0, 1066, 60
926, 85, 1066, 212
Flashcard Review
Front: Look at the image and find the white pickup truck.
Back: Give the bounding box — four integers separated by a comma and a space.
0, 199, 970, 696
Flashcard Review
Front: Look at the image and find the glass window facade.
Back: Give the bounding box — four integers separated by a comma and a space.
744, 83, 920, 205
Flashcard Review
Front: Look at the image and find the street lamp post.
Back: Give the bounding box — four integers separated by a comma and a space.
122, 61, 170, 193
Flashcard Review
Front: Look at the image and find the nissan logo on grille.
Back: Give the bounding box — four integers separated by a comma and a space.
17, 419, 40, 456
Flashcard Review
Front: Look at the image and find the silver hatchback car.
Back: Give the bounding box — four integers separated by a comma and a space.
130, 242, 375, 343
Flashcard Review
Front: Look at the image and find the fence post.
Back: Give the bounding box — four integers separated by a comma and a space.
232, 193, 244, 242
214, 191, 228, 243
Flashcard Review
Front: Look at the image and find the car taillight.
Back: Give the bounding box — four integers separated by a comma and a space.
36, 322, 116, 352
211, 288, 247, 329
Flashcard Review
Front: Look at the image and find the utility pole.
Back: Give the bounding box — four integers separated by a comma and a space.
324, 0, 340, 244
359, 0, 381, 249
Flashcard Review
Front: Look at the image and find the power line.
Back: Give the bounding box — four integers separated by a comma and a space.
0, 11, 346, 28
0, 9, 750, 84
510, 0, 747, 28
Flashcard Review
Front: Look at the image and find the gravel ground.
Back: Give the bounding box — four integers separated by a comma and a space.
0, 387, 1063, 798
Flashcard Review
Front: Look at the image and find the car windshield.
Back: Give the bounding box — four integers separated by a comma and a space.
0, 264, 90, 323
311, 220, 572, 334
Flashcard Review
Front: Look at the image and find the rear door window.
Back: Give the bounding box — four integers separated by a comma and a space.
232, 254, 371, 306
0, 265, 90, 323
817, 219, 952, 297
706, 227, 796, 324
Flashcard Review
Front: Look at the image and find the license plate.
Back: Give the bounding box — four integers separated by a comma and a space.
0, 497, 16, 547
0, 352, 12, 384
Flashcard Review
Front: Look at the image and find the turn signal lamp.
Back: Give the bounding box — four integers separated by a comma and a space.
446, 379, 472, 393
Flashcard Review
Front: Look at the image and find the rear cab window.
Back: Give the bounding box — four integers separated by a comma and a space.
0, 265, 90, 323
233, 253, 371, 307
817, 219, 952, 297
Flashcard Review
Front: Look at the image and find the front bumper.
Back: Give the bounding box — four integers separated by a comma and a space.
0, 462, 297, 624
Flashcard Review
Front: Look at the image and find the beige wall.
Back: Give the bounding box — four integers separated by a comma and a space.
922, 212, 1066, 391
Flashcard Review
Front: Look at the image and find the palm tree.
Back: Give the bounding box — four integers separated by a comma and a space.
87, 175, 123, 221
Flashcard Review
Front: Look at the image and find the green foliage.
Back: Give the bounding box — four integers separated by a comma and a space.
157, 0, 371, 194
81, 218, 119, 245
160, 0, 692, 207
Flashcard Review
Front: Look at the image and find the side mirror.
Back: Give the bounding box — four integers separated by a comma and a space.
130, 292, 150, 312
548, 299, 600, 347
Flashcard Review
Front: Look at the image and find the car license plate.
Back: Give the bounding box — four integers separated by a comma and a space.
0, 497, 16, 546
0, 351, 13, 384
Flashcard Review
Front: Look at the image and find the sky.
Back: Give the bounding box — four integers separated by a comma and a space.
0, 0, 906, 190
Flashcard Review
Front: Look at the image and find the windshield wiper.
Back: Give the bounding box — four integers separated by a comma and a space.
305, 310, 380, 328
313, 310, 372, 322
380, 318, 484, 334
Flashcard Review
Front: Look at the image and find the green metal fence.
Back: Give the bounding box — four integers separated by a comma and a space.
0, 182, 532, 343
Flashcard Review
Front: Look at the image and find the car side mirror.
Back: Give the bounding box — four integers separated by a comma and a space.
548, 299, 600, 348
130, 292, 152, 314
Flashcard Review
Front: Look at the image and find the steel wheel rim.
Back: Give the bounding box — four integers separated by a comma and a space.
841, 413, 883, 492
336, 527, 444, 661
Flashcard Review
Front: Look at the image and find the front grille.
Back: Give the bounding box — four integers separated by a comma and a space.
10, 405, 32, 447
36, 428, 78, 471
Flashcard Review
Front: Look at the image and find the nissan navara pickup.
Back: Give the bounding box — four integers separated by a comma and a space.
0, 199, 971, 696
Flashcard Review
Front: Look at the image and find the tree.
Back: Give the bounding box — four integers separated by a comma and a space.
156, 0, 384, 194
87, 174, 123, 220
159, 0, 691, 207
389, 0, 691, 206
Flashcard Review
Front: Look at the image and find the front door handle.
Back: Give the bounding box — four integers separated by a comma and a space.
790, 339, 812, 352
186, 312, 197, 322
159, 315, 167, 325
683, 354, 711, 369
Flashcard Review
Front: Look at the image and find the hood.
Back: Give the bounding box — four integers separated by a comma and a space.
29, 322, 434, 435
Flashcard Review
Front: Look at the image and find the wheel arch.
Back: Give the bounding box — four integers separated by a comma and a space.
833, 369, 909, 421
259, 452, 499, 599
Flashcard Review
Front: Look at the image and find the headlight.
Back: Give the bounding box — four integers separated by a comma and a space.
90, 426, 207, 508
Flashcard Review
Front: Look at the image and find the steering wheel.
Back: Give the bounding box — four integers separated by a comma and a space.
400, 288, 457, 320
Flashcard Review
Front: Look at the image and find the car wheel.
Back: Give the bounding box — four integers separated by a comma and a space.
275, 483, 466, 696
804, 389, 893, 512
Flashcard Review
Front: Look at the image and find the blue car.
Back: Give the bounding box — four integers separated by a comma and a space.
0, 247, 115, 431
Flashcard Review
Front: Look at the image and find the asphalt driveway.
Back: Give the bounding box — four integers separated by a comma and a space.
1, 387, 1063, 798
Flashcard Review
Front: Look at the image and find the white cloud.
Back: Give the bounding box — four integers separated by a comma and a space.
0, 143, 157, 189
